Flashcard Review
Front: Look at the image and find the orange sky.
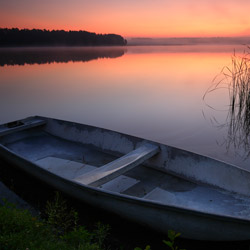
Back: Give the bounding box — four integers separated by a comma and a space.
1, 0, 250, 38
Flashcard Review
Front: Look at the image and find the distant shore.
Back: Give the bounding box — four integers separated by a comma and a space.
126, 36, 250, 46
0, 28, 127, 47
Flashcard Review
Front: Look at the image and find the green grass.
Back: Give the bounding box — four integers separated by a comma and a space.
0, 196, 109, 250
134, 230, 186, 250
0, 193, 185, 250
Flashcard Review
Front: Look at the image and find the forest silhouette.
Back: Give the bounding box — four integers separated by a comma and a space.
0, 28, 127, 46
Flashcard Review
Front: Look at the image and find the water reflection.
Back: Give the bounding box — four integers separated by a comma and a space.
203, 49, 250, 159
1, 45, 250, 169
0, 47, 126, 66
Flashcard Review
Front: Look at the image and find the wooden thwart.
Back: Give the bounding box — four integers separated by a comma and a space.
0, 118, 46, 137
74, 143, 159, 187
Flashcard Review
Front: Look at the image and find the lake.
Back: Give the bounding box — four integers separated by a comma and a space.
0, 45, 250, 169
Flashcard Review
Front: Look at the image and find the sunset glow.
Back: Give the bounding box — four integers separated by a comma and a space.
1, 0, 250, 38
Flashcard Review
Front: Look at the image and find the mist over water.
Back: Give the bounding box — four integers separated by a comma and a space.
127, 36, 250, 46
0, 44, 249, 169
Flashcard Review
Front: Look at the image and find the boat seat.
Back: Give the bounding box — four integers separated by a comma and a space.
74, 143, 159, 187
100, 175, 140, 193
0, 118, 46, 137
36, 156, 97, 179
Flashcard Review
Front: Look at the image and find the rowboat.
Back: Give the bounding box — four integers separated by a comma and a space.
1, 116, 250, 241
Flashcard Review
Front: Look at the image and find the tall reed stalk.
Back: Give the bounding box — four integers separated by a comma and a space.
204, 48, 250, 155
228, 49, 250, 151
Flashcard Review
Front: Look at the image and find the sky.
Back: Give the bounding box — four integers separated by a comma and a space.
1, 0, 250, 38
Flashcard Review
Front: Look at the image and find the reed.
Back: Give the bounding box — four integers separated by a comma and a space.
227, 49, 250, 152
203, 47, 250, 155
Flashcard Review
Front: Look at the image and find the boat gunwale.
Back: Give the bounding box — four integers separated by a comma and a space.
36, 115, 244, 171
2, 115, 246, 172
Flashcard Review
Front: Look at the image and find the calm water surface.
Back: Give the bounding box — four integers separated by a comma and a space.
1, 45, 249, 169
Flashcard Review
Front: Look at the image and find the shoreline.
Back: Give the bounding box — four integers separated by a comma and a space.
0, 180, 38, 216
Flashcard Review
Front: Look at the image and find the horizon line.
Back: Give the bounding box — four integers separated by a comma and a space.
126, 35, 250, 39
1, 27, 250, 39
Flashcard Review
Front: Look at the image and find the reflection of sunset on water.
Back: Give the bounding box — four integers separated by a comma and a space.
1, 45, 249, 169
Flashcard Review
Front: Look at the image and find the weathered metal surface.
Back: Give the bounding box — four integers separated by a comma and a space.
0, 117, 46, 137
1, 116, 250, 241
74, 143, 159, 187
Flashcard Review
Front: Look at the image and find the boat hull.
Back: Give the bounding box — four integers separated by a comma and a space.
1, 116, 250, 241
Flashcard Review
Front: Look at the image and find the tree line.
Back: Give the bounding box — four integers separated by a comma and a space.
0, 28, 127, 46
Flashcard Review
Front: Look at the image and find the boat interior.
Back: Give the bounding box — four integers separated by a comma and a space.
1, 117, 250, 220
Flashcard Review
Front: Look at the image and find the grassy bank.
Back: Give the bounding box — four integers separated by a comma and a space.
0, 192, 186, 250
0, 194, 110, 250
